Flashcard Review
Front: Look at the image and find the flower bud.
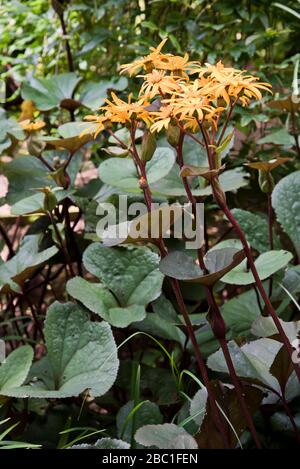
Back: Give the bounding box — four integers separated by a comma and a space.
43, 187, 58, 212
49, 166, 71, 190
139, 176, 148, 189
258, 170, 274, 193
166, 122, 180, 148
27, 135, 45, 157
141, 130, 157, 162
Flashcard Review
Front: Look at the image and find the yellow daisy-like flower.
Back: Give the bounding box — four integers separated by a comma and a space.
164, 81, 222, 122
119, 38, 168, 76
156, 52, 200, 77
197, 61, 272, 106
138, 70, 180, 99
101, 92, 151, 125
20, 119, 45, 132
150, 105, 175, 133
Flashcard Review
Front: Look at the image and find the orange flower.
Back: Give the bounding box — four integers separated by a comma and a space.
20, 119, 45, 132
119, 38, 168, 76
163, 81, 222, 122
101, 92, 151, 125
150, 104, 175, 133
156, 53, 200, 77
196, 61, 272, 106
138, 70, 180, 98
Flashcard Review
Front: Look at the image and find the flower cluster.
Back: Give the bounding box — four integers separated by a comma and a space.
85, 39, 271, 138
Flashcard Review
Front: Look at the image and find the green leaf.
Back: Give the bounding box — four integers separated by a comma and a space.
57, 121, 98, 138
83, 244, 164, 307
134, 312, 185, 344
98, 147, 175, 192
159, 248, 245, 286
190, 388, 208, 428
0, 235, 58, 293
135, 423, 198, 449
11, 187, 74, 216
152, 294, 178, 322
207, 338, 282, 388
257, 128, 294, 147
117, 400, 163, 443
0, 346, 33, 393
67, 277, 146, 328
44, 134, 91, 153
71, 438, 130, 449
3, 302, 119, 398
3, 156, 54, 205
0, 116, 25, 152
231, 208, 280, 252
272, 171, 300, 257
79, 77, 128, 110
21, 74, 81, 111
152, 168, 248, 197
222, 288, 261, 336
222, 250, 293, 285
251, 316, 300, 343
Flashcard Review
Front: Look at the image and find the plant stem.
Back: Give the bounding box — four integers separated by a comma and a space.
267, 193, 274, 297
219, 199, 300, 382
207, 287, 262, 448
176, 131, 261, 448
63, 200, 82, 276
0, 222, 14, 258
129, 123, 230, 448
200, 117, 300, 382
57, 11, 74, 72
48, 211, 75, 278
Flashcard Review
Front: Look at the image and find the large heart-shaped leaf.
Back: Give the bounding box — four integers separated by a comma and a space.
2, 302, 119, 398
151, 167, 249, 197
0, 346, 33, 394
70, 438, 130, 449
3, 156, 55, 205
83, 244, 164, 306
231, 208, 280, 252
98, 147, 175, 192
21, 74, 82, 111
67, 245, 164, 328
135, 423, 198, 449
272, 171, 300, 257
221, 250, 293, 285
207, 338, 282, 389
159, 248, 245, 286
0, 235, 58, 293
79, 77, 128, 110
67, 277, 146, 328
